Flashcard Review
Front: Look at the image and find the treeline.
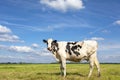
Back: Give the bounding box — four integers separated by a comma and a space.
0, 62, 120, 64
0, 62, 31, 64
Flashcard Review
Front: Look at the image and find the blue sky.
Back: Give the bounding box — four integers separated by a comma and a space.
0, 0, 120, 63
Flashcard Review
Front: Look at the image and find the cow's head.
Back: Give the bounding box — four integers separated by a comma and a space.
43, 38, 57, 51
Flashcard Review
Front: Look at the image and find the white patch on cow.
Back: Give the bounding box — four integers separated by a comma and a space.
57, 42, 68, 58
47, 38, 53, 49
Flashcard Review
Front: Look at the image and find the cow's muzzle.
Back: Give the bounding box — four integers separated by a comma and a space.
47, 47, 52, 51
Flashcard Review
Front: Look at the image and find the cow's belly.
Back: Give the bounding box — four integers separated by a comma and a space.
67, 58, 81, 62
66, 54, 87, 62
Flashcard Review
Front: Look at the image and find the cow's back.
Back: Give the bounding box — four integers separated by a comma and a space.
52, 40, 98, 62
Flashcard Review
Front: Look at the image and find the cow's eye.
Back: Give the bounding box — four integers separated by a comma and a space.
78, 45, 82, 48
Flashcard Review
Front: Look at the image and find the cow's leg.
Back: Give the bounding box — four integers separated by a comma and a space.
94, 57, 101, 77
88, 60, 94, 77
63, 60, 66, 77
88, 55, 95, 78
60, 58, 66, 77
60, 61, 63, 76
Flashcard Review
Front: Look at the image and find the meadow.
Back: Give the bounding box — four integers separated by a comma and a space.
0, 63, 120, 80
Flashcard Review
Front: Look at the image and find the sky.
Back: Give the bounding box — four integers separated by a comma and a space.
0, 0, 120, 63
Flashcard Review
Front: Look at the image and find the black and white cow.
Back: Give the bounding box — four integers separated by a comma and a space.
43, 38, 100, 77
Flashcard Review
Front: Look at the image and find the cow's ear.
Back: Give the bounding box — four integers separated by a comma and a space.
78, 42, 84, 48
53, 40, 57, 43
43, 39, 47, 43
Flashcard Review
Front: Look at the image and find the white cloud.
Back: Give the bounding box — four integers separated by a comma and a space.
9, 46, 34, 53
0, 44, 34, 53
31, 22, 92, 32
113, 20, 120, 25
99, 43, 120, 51
0, 55, 25, 60
102, 55, 120, 59
0, 45, 8, 50
99, 54, 120, 63
0, 44, 51, 57
0, 34, 21, 42
31, 43, 39, 48
0, 25, 11, 33
38, 48, 52, 56
91, 37, 104, 41
0, 25, 23, 42
40, 0, 84, 12
32, 26, 55, 32
1, 20, 92, 32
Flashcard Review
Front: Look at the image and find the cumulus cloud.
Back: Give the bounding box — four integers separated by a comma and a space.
9, 46, 34, 53
99, 43, 120, 51
0, 44, 51, 56
0, 34, 21, 42
0, 45, 8, 50
40, 0, 84, 12
113, 20, 120, 25
31, 43, 39, 48
0, 25, 23, 42
99, 54, 120, 63
91, 37, 104, 41
0, 25, 11, 33
0, 45, 34, 53
38, 48, 52, 56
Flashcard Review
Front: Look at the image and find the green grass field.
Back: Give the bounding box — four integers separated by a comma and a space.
0, 63, 120, 80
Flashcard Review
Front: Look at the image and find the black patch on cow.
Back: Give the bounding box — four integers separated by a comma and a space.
66, 42, 77, 55
51, 40, 59, 53
66, 43, 72, 55
71, 45, 82, 56
66, 42, 82, 56
68, 42, 77, 45
53, 40, 57, 43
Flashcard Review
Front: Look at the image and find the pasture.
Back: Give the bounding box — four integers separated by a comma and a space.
0, 63, 120, 80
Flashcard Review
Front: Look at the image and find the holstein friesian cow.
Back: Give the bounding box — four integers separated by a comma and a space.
43, 38, 100, 77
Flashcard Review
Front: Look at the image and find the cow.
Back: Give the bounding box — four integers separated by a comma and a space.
43, 38, 100, 77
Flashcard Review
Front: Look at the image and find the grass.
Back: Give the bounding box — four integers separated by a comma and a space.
0, 63, 120, 80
